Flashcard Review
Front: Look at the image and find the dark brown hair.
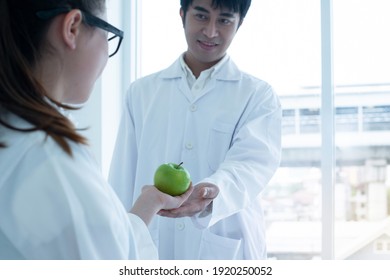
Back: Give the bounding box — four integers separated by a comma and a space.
180, 0, 252, 21
0, 0, 105, 155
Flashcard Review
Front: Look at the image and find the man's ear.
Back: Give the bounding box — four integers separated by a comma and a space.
62, 10, 83, 50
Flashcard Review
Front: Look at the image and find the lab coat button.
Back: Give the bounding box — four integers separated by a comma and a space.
190, 104, 197, 112
185, 143, 193, 150
176, 222, 185, 231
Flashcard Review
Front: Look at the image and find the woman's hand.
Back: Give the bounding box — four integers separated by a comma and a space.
130, 184, 193, 225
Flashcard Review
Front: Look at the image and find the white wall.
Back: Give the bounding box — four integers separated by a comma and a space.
73, 0, 132, 178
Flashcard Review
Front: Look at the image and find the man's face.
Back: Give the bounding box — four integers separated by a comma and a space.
181, 0, 241, 70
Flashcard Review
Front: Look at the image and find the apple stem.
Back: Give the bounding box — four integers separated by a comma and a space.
178, 162, 183, 167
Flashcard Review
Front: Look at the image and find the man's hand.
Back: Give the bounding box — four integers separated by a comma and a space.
157, 182, 219, 218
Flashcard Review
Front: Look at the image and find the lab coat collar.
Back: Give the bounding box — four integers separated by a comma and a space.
160, 54, 242, 82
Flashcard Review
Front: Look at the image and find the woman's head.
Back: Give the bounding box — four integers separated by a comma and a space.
2, 0, 106, 71
0, 0, 120, 155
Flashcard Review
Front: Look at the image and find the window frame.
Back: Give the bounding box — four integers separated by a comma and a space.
320, 0, 335, 260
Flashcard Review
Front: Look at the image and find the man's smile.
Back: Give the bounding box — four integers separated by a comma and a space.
198, 40, 219, 50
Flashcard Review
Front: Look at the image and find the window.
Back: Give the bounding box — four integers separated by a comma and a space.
374, 239, 390, 254
282, 109, 296, 135
300, 108, 321, 134
333, 0, 390, 260
335, 107, 358, 132
363, 105, 390, 131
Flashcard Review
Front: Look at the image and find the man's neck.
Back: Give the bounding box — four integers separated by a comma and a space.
183, 52, 224, 78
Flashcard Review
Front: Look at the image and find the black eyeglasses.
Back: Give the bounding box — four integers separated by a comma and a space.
36, 7, 124, 57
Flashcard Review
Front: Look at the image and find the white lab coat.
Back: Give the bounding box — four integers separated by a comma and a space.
0, 112, 157, 260
109, 55, 282, 259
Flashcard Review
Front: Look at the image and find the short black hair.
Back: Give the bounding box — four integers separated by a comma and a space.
180, 0, 252, 21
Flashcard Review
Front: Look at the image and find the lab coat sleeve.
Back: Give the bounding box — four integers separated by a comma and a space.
194, 85, 282, 228
6, 142, 157, 259
127, 213, 159, 259
108, 89, 138, 210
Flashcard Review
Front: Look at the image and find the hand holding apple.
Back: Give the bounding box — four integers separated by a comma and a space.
157, 182, 219, 218
153, 162, 191, 196
130, 184, 193, 225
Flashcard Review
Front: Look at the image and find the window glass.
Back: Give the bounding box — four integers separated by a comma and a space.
333, 0, 390, 260
230, 0, 322, 260
139, 1, 186, 76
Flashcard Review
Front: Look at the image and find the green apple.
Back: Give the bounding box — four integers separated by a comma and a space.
153, 162, 191, 196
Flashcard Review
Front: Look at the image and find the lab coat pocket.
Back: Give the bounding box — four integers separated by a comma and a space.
207, 121, 235, 171
198, 229, 243, 260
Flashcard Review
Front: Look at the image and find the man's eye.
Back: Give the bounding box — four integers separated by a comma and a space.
195, 14, 207, 20
219, 18, 232, 25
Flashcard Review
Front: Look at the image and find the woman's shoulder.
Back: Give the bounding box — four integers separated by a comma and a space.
0, 113, 94, 179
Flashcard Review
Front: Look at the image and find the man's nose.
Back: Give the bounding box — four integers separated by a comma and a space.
203, 22, 219, 38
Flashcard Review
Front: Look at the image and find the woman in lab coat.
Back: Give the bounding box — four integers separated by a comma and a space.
0, 0, 191, 259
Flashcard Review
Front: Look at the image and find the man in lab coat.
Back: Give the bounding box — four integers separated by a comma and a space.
109, 0, 281, 259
